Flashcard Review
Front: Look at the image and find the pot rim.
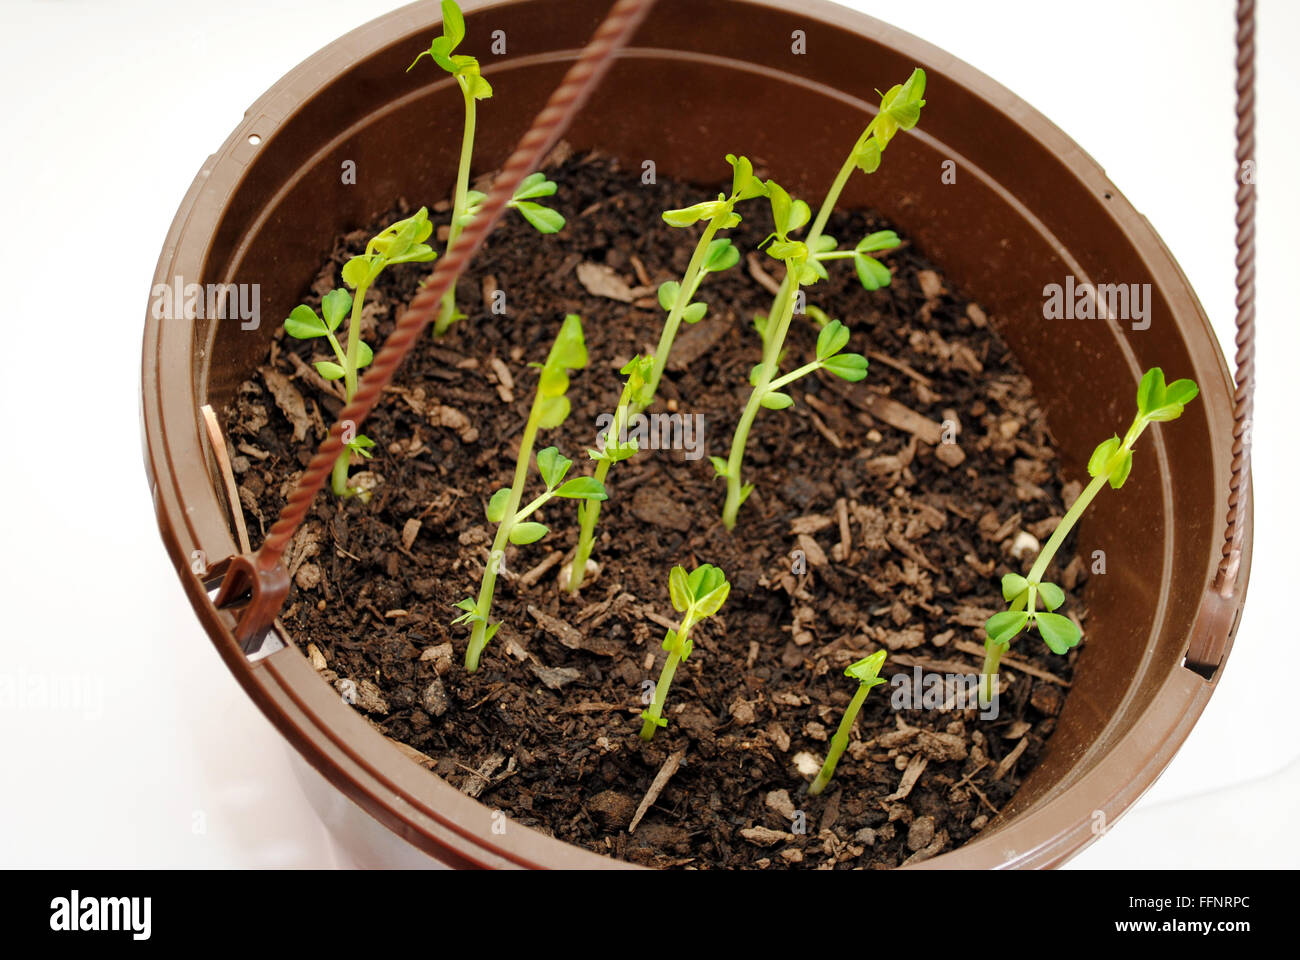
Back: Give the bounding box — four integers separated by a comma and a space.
141, 0, 1251, 869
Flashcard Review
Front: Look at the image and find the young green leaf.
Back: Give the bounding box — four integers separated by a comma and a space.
509, 522, 549, 546
1108, 449, 1134, 489
844, 648, 888, 687
535, 396, 571, 430
315, 360, 346, 381
687, 563, 727, 601
1037, 580, 1066, 612
854, 254, 891, 290
852, 137, 882, 175
662, 201, 724, 228
703, 238, 741, 272
682, 302, 708, 323
555, 476, 607, 500
856, 230, 900, 253
485, 488, 510, 523
1035, 612, 1081, 655
341, 256, 376, 290
874, 68, 927, 147
1088, 436, 1122, 478
321, 288, 353, 331
513, 172, 558, 200
668, 565, 692, 613
986, 610, 1030, 647
1136, 367, 1166, 416
657, 281, 680, 311
356, 340, 374, 369
285, 304, 329, 339
1163, 378, 1200, 408
766, 181, 793, 239
347, 435, 375, 459
441, 0, 465, 47
512, 202, 565, 234
450, 597, 479, 625
761, 391, 795, 410
1001, 573, 1030, 603
694, 579, 731, 617
709, 456, 730, 478
815, 319, 851, 360
725, 153, 767, 200
535, 446, 572, 488
821, 353, 869, 381
545, 314, 587, 371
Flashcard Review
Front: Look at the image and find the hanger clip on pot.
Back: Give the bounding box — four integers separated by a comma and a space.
214, 552, 290, 655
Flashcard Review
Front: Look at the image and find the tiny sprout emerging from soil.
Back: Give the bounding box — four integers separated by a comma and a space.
285, 207, 437, 497
564, 155, 766, 593
640, 564, 731, 741
454, 315, 607, 672
717, 69, 926, 529
980, 367, 1200, 702
808, 649, 888, 796
409, 0, 565, 336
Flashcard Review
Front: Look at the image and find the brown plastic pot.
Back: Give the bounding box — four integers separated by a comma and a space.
141, 0, 1250, 868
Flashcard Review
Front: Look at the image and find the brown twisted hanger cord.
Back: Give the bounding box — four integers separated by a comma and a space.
217, 0, 656, 647
1214, 0, 1256, 598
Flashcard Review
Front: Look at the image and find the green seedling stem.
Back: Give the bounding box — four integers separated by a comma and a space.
979, 368, 1201, 703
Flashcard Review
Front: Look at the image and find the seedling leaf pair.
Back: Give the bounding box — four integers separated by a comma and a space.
641, 564, 732, 740
459, 173, 567, 234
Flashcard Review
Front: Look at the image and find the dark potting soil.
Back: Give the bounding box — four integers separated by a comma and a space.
224, 149, 1088, 869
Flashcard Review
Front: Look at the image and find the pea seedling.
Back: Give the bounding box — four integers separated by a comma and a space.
980, 368, 1200, 703
808, 649, 888, 796
565, 155, 766, 593
284, 208, 437, 496
640, 564, 731, 741
452, 315, 607, 671
409, 0, 565, 335
716, 69, 927, 529
714, 180, 873, 528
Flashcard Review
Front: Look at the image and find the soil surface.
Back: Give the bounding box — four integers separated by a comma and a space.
224, 150, 1088, 869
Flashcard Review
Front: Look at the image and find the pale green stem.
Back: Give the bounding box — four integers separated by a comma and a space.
809, 681, 869, 796
980, 415, 1149, 697
435, 81, 476, 336
569, 215, 727, 591
640, 614, 695, 741
720, 122, 878, 528
465, 396, 543, 672
331, 275, 374, 497
766, 359, 824, 395
722, 266, 799, 529
645, 219, 723, 399
567, 397, 631, 593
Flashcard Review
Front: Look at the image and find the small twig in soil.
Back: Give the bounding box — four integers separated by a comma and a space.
629, 748, 687, 833
992, 738, 1029, 782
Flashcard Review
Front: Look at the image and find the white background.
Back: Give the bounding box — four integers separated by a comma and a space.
0, 0, 1295, 869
